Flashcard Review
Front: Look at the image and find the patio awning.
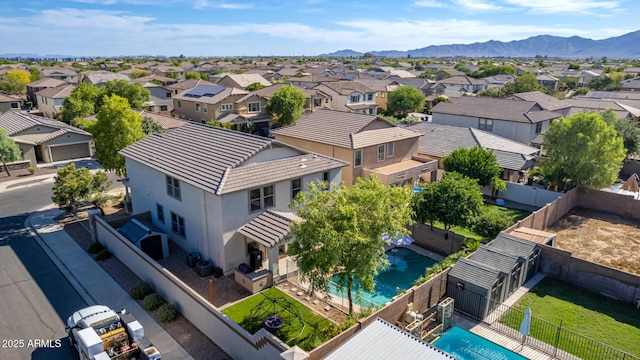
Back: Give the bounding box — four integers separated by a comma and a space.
237, 210, 301, 248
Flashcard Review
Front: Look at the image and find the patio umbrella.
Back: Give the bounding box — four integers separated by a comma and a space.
519, 307, 532, 346
382, 233, 415, 266
621, 173, 640, 198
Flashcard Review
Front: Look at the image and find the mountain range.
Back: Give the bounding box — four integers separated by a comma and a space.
324, 31, 640, 59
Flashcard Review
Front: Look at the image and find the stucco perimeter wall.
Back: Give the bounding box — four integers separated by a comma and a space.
576, 188, 640, 220
308, 270, 450, 360
481, 182, 564, 208
94, 216, 289, 360
410, 223, 466, 256
504, 188, 578, 233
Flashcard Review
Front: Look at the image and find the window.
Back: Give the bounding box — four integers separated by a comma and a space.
166, 175, 181, 200
367, 93, 374, 101
368, 108, 374, 115
350, 94, 361, 103
177, 100, 182, 109
160, 105, 168, 111
478, 118, 493, 131
11, 102, 19, 109
249, 185, 274, 212
291, 178, 302, 199
535, 122, 543, 134
156, 203, 165, 224
377, 144, 385, 162
354, 149, 363, 167
248, 102, 261, 112
165, 92, 171, 98
313, 98, 322, 107
323, 171, 329, 182
387, 142, 394, 157
203, 105, 207, 113
171, 212, 186, 237
381, 92, 385, 98
195, 103, 201, 112
221, 103, 233, 111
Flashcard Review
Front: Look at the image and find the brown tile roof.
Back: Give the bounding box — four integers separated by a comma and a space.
351, 127, 422, 149
0, 92, 21, 103
321, 81, 375, 95
509, 91, 568, 111
35, 83, 76, 98
432, 97, 561, 123
136, 111, 188, 131
218, 73, 272, 87
26, 77, 67, 88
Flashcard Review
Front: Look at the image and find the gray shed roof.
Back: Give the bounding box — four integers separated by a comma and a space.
237, 210, 301, 248
119, 122, 346, 195
488, 233, 540, 258
323, 318, 455, 360
469, 245, 522, 275
449, 257, 504, 291
432, 97, 561, 123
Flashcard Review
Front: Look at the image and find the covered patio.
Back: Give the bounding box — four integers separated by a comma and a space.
363, 156, 437, 186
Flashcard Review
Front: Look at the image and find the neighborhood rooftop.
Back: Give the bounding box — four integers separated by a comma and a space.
432, 96, 561, 123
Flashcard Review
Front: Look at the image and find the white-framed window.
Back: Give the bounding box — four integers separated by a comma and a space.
367, 93, 374, 101
248, 102, 261, 112
368, 108, 375, 114
377, 144, 385, 162
350, 94, 361, 103
387, 142, 394, 157
165, 92, 171, 98
249, 185, 274, 212
354, 149, 363, 167
381, 92, 385, 98
171, 212, 186, 237
11, 102, 19, 109
195, 103, 201, 112
221, 103, 233, 111
177, 100, 182, 108
156, 203, 165, 224
166, 175, 181, 200
291, 178, 302, 199
313, 98, 322, 107
535, 122, 543, 134
478, 118, 493, 131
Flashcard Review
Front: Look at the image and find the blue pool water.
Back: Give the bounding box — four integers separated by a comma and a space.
433, 326, 528, 360
328, 247, 437, 307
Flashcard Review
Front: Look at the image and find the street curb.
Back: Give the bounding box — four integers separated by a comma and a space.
25, 209, 98, 306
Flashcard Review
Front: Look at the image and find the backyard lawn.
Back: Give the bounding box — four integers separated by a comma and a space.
221, 287, 334, 350
434, 204, 531, 241
500, 278, 640, 358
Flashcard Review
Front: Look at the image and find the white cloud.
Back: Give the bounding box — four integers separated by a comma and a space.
502, 0, 622, 14
193, 1, 254, 10
453, 0, 502, 10
413, 0, 447, 7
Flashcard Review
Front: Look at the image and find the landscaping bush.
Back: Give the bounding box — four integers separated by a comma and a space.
27, 166, 38, 175
414, 238, 480, 285
143, 293, 164, 311
157, 303, 177, 322
95, 248, 112, 261
472, 210, 512, 239
131, 281, 154, 300
88, 241, 104, 254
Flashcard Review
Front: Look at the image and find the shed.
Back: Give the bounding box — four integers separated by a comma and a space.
117, 219, 168, 260
488, 233, 541, 282
469, 245, 526, 297
447, 257, 507, 320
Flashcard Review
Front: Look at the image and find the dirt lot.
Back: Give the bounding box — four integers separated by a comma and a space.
546, 207, 640, 275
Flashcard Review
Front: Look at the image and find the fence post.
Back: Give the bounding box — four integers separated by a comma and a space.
554, 319, 562, 358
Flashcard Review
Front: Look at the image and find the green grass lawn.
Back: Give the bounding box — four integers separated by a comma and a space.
222, 287, 333, 350
499, 278, 640, 358
433, 204, 531, 241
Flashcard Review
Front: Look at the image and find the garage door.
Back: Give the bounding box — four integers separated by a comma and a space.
50, 143, 91, 162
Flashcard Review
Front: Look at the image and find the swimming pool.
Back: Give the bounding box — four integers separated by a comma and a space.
328, 247, 437, 307
433, 326, 528, 360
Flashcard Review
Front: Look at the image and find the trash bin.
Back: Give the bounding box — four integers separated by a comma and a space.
187, 252, 201, 268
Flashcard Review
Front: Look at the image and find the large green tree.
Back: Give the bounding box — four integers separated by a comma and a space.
289, 176, 414, 315
141, 116, 165, 135
0, 69, 31, 94
442, 146, 502, 187
387, 85, 426, 118
413, 172, 484, 232
96, 80, 150, 109
51, 163, 112, 213
94, 95, 145, 177
60, 82, 101, 123
600, 108, 640, 157
266, 85, 306, 126
0, 128, 21, 176
543, 112, 626, 189
502, 71, 544, 95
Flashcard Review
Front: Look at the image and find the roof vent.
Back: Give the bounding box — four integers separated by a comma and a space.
300, 163, 307, 169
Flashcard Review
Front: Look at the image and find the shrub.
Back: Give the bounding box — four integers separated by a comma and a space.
88, 242, 104, 254
472, 210, 512, 239
27, 166, 38, 174
131, 281, 154, 300
95, 249, 112, 261
143, 293, 164, 311
157, 303, 177, 322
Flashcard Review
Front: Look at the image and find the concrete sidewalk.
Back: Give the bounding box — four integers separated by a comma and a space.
27, 208, 193, 360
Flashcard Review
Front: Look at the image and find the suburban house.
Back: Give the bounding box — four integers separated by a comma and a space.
408, 122, 540, 183
119, 122, 347, 280
131, 74, 179, 87
0, 112, 93, 164
26, 77, 67, 107
36, 83, 76, 119
140, 83, 173, 114
135, 110, 188, 132
152, 66, 186, 80
432, 75, 488, 97
353, 78, 399, 112
216, 73, 272, 90
172, 85, 249, 123
166, 78, 218, 96
0, 92, 21, 113
41, 67, 79, 83
621, 77, 640, 92
82, 72, 131, 87
273, 109, 438, 186
435, 69, 466, 81
431, 96, 561, 145
315, 81, 378, 114
536, 74, 559, 90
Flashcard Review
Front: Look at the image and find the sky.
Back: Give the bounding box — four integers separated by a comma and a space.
0, 0, 637, 57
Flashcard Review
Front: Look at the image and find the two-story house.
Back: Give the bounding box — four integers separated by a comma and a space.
26, 77, 67, 107
166, 78, 218, 96
433, 75, 488, 96
140, 83, 173, 114
36, 83, 76, 119
41, 68, 79, 83
216, 73, 272, 90
0, 92, 21, 113
172, 85, 249, 123
315, 81, 377, 114
82, 72, 131, 87
353, 79, 399, 112
431, 96, 562, 145
152, 66, 186, 81
273, 109, 437, 186
119, 122, 347, 278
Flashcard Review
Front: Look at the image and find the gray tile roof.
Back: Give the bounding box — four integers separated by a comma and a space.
26, 77, 67, 88
119, 122, 346, 195
166, 79, 217, 91
449, 257, 503, 291
437, 75, 487, 86
432, 97, 561, 123
0, 111, 91, 138
321, 81, 375, 95
173, 85, 248, 105
237, 210, 301, 248
509, 91, 568, 111
273, 109, 389, 148
324, 318, 455, 360
83, 72, 130, 85
0, 92, 20, 103
491, 149, 535, 171
469, 245, 521, 275
488, 233, 539, 259
35, 83, 76, 98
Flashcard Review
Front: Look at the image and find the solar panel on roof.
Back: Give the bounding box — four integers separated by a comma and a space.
184, 85, 226, 97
